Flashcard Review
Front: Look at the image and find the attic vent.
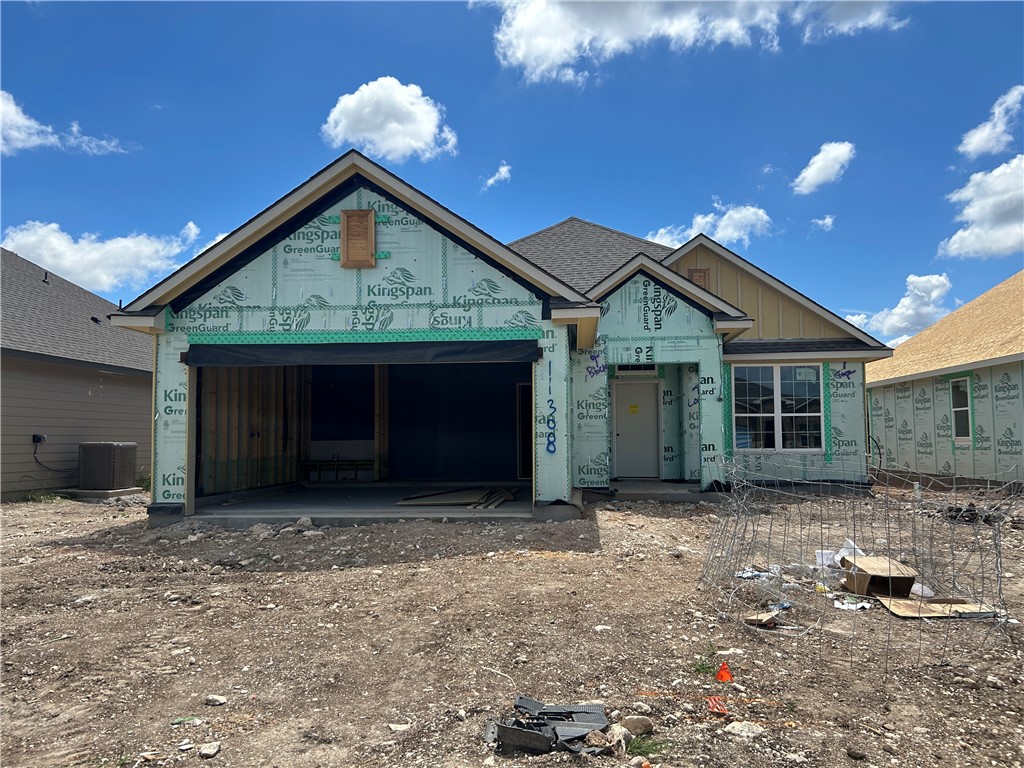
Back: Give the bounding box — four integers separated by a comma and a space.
688, 268, 710, 291
341, 209, 375, 269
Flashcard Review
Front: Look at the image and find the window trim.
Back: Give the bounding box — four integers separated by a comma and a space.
949, 375, 972, 442
733, 363, 824, 454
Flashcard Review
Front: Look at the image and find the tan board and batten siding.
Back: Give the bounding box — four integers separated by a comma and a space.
1, 358, 152, 497
668, 244, 847, 339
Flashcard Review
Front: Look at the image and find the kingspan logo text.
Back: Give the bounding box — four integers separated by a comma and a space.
366, 283, 434, 300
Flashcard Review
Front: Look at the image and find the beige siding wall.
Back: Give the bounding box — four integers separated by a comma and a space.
1, 356, 153, 499
672, 244, 847, 340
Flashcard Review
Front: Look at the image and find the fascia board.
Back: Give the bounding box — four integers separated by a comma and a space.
663, 234, 887, 349
713, 319, 755, 331
125, 152, 587, 312
866, 352, 1024, 388
724, 349, 894, 363
588, 254, 747, 318
550, 306, 602, 323
110, 310, 166, 334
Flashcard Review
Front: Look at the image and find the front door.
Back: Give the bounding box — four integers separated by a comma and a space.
613, 381, 660, 478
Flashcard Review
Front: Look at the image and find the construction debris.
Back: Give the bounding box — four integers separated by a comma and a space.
483, 695, 608, 755
397, 487, 516, 509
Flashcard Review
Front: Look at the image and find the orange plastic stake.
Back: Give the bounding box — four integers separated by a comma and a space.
716, 661, 734, 683
707, 695, 729, 714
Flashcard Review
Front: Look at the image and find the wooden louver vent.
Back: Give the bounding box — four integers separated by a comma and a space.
341, 209, 375, 269
688, 267, 710, 291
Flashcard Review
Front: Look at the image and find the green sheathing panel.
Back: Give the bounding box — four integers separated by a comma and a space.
932, 376, 955, 475
152, 186, 550, 505
661, 365, 683, 479
596, 275, 724, 487
167, 189, 543, 342
570, 347, 611, 488
894, 382, 915, 468
682, 365, 703, 481
866, 362, 1023, 480
536, 326, 572, 502
731, 362, 868, 482
993, 364, 1024, 477
152, 332, 190, 504
912, 381, 938, 475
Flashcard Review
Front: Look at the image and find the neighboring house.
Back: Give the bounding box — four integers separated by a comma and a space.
866, 271, 1024, 482
1, 248, 154, 499
111, 151, 890, 517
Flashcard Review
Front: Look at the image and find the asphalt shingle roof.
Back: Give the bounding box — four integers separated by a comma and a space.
865, 270, 1024, 384
1, 248, 153, 372
510, 217, 674, 293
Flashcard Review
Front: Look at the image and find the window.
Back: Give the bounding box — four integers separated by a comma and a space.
950, 377, 971, 439
733, 365, 822, 451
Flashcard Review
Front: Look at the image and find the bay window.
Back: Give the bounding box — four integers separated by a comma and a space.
734, 365, 823, 451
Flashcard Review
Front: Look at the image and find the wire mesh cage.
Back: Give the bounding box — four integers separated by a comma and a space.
700, 455, 1021, 671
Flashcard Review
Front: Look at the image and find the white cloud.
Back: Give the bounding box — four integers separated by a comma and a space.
63, 121, 127, 156
1, 220, 198, 294
957, 85, 1024, 159
791, 141, 856, 194
647, 198, 771, 248
938, 154, 1024, 258
484, 1, 906, 83
320, 76, 458, 163
844, 273, 953, 344
811, 214, 835, 231
793, 2, 908, 43
1, 90, 130, 157
1, 90, 60, 155
482, 161, 512, 190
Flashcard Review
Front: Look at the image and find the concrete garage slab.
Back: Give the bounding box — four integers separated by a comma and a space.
611, 480, 727, 503
149, 482, 582, 528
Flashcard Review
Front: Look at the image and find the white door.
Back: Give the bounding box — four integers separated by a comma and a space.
614, 381, 660, 478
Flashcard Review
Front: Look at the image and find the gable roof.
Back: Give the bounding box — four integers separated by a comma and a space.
120, 150, 589, 316
663, 234, 889, 350
1, 248, 153, 373
510, 217, 673, 293
866, 270, 1024, 386
588, 253, 754, 341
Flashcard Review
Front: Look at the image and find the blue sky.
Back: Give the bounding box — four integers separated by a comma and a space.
2, 1, 1022, 346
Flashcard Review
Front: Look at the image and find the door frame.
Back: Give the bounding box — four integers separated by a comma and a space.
611, 378, 663, 479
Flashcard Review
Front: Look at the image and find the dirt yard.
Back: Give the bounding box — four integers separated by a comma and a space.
2, 492, 1022, 768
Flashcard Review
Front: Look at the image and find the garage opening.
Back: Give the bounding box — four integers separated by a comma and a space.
191, 341, 538, 499
388, 362, 531, 481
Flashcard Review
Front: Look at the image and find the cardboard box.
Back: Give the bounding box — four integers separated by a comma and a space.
840, 555, 918, 598
877, 597, 998, 619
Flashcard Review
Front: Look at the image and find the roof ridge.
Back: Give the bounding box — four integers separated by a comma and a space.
571, 217, 672, 250
511, 215, 672, 252
507, 216, 578, 246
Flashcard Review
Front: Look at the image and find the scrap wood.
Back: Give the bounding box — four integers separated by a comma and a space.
469, 492, 504, 509
397, 488, 490, 506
